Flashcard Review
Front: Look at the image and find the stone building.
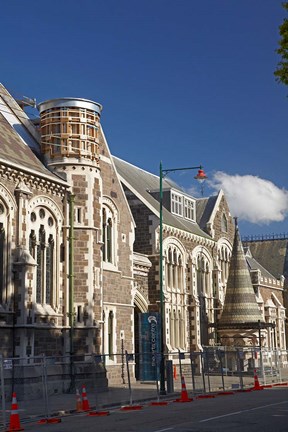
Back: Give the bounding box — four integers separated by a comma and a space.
0, 83, 286, 385
113, 157, 235, 360
243, 235, 288, 347
0, 85, 135, 384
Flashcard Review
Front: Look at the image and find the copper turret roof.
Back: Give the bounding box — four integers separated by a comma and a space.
218, 220, 264, 330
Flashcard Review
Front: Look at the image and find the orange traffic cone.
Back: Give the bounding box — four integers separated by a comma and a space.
7, 392, 24, 431
82, 385, 90, 411
173, 365, 177, 380
76, 388, 82, 412
174, 375, 193, 403
253, 369, 263, 391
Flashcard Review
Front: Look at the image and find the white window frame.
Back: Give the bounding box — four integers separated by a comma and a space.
171, 191, 183, 217
184, 197, 195, 221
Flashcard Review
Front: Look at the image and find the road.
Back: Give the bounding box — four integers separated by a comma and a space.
19, 388, 288, 432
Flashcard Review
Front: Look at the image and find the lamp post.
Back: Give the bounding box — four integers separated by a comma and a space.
159, 162, 207, 395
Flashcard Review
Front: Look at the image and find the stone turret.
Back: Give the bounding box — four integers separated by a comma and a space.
38, 98, 102, 165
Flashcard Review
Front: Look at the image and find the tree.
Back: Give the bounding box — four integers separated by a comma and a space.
274, 2, 288, 86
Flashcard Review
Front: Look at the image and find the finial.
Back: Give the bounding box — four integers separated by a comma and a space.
234, 216, 238, 227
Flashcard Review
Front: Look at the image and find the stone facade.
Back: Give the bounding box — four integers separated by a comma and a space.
0, 84, 286, 389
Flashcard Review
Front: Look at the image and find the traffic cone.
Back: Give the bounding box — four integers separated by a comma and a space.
7, 392, 24, 431
82, 385, 90, 411
173, 365, 177, 380
174, 375, 193, 403
76, 388, 82, 412
253, 369, 263, 390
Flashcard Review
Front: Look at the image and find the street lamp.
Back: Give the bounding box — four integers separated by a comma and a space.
159, 162, 207, 395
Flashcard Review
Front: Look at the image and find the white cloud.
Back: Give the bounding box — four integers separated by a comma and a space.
208, 172, 288, 224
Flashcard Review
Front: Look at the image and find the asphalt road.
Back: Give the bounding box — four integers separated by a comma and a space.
19, 388, 288, 432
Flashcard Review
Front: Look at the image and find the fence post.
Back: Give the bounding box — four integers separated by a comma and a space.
41, 354, 50, 419
125, 351, 133, 406
236, 349, 243, 390
200, 352, 206, 393
0, 355, 6, 431
217, 349, 225, 391
189, 353, 196, 392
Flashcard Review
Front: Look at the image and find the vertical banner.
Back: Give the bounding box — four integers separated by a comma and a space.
139, 312, 161, 381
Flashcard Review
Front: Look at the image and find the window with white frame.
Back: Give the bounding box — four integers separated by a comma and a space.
171, 192, 183, 216
29, 207, 56, 305
218, 244, 231, 286
103, 307, 116, 362
165, 244, 186, 349
184, 198, 195, 221
102, 200, 117, 266
195, 253, 212, 346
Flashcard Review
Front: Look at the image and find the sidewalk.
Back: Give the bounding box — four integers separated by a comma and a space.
15, 382, 176, 421
2, 373, 260, 422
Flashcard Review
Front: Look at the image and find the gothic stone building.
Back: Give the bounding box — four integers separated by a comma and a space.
0, 83, 286, 384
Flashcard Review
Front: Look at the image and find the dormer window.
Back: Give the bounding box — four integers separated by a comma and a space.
170, 191, 195, 221
171, 192, 182, 216
184, 198, 195, 221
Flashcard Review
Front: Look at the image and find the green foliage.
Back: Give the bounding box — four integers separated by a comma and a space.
274, 2, 288, 86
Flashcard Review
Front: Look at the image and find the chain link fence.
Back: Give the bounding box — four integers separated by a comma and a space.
1, 347, 288, 430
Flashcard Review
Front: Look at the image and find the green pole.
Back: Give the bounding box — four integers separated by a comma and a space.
159, 161, 166, 395
69, 193, 75, 391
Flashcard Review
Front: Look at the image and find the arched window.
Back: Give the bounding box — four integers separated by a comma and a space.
103, 307, 116, 363
108, 311, 114, 360
218, 244, 231, 286
221, 213, 228, 232
102, 200, 117, 266
195, 251, 213, 346
165, 242, 186, 350
28, 207, 56, 305
0, 223, 5, 303
0, 201, 7, 304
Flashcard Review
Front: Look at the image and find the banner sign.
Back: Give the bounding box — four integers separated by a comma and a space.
139, 312, 161, 381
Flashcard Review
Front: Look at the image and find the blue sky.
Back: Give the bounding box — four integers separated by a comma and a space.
1, 0, 287, 236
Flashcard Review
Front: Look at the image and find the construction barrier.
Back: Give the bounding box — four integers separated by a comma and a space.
174, 376, 193, 403
6, 392, 24, 432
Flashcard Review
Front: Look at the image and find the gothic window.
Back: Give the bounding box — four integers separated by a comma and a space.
0, 202, 7, 304
28, 207, 57, 305
165, 243, 186, 350
36, 226, 46, 303
196, 252, 212, 346
221, 214, 228, 232
218, 244, 231, 286
103, 307, 116, 362
0, 222, 5, 303
46, 235, 54, 304
108, 311, 114, 360
102, 201, 117, 267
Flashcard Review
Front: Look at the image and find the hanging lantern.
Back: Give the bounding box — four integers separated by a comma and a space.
194, 166, 207, 183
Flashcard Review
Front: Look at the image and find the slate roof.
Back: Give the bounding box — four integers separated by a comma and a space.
242, 239, 288, 279
196, 196, 218, 230
244, 247, 279, 281
113, 156, 213, 240
0, 84, 67, 185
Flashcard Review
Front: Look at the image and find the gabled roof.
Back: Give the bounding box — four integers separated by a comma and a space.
196, 195, 218, 229
0, 84, 68, 185
244, 246, 279, 281
113, 156, 213, 240
242, 239, 288, 279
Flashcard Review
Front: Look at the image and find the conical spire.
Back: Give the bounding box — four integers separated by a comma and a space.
218, 219, 263, 329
